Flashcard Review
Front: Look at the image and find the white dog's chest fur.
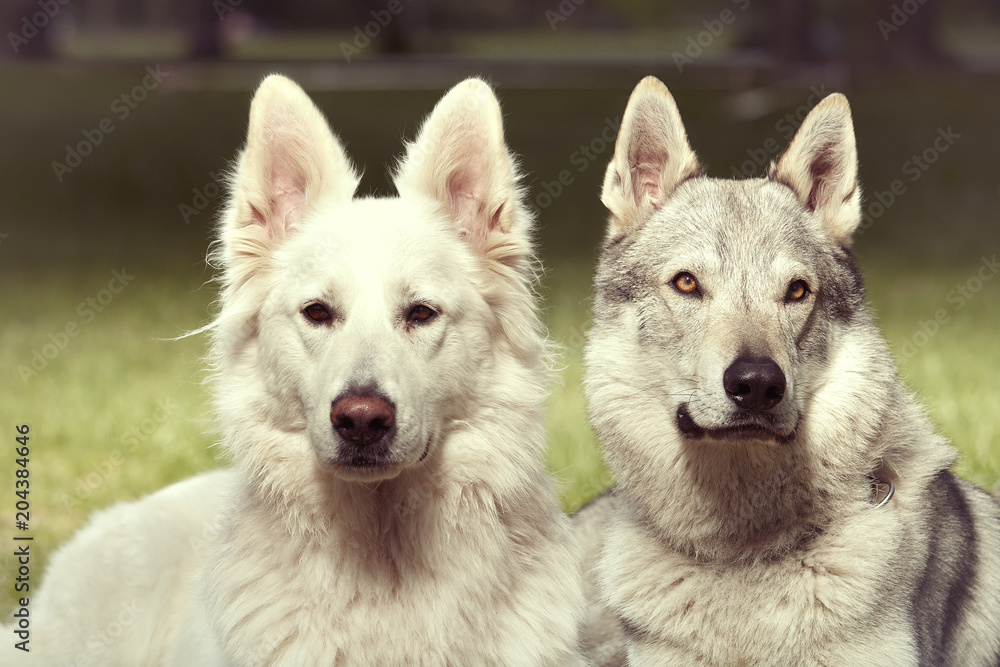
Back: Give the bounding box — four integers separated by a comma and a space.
601, 511, 920, 666
182, 478, 578, 666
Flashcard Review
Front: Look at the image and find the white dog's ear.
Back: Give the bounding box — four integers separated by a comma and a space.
601, 76, 702, 237
770, 93, 861, 245
227, 74, 358, 245
394, 78, 525, 263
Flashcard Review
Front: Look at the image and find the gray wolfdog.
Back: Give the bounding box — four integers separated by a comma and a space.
13, 76, 584, 666
577, 76, 1000, 666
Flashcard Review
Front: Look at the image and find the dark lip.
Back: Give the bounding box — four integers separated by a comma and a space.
331, 437, 433, 469
676, 403, 796, 444
416, 437, 432, 462
337, 458, 393, 470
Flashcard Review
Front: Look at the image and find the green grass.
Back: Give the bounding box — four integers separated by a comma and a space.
866, 260, 1000, 492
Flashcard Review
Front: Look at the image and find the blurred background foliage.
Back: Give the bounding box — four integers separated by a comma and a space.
1, 0, 999, 614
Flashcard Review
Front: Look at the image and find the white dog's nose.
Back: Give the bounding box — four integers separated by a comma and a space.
330, 394, 396, 445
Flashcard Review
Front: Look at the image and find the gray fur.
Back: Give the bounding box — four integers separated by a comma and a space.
579, 76, 1000, 666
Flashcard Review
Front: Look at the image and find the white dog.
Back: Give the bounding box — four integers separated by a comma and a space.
20, 75, 584, 666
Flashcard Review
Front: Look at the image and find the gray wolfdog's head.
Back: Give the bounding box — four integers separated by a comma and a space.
208, 75, 541, 489
586, 77, 905, 557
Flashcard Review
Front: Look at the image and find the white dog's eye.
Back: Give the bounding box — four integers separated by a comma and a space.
786, 280, 810, 302
406, 304, 438, 325
303, 303, 333, 323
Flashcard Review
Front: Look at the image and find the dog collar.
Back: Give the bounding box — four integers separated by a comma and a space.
869, 477, 895, 508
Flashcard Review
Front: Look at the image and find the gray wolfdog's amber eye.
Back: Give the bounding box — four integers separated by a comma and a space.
406, 304, 438, 325
786, 280, 810, 302
303, 303, 333, 323
671, 272, 699, 295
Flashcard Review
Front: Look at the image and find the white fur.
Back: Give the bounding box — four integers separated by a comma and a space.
23, 75, 583, 666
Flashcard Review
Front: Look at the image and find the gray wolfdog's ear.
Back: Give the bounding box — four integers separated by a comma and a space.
601, 76, 702, 237
225, 74, 359, 249
770, 93, 861, 245
393, 78, 526, 265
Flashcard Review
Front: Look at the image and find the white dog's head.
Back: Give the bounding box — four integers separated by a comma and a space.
211, 75, 537, 484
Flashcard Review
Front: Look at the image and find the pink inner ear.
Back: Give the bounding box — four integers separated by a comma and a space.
453, 192, 484, 243
449, 167, 488, 243
273, 182, 304, 233
806, 143, 837, 212
254, 155, 307, 239
250, 205, 267, 228
489, 202, 504, 232
632, 156, 666, 210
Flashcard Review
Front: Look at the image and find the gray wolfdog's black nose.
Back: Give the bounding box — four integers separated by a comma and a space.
724, 358, 786, 412
330, 394, 396, 445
